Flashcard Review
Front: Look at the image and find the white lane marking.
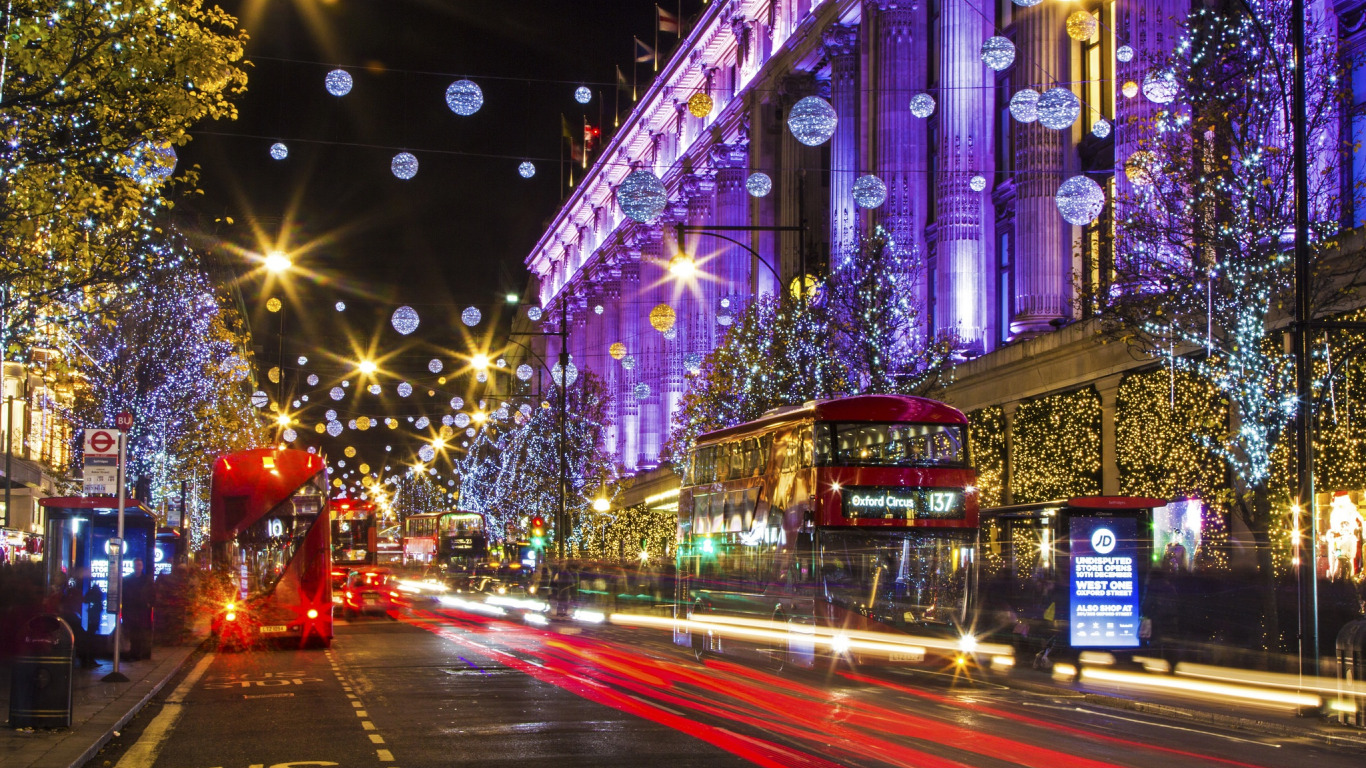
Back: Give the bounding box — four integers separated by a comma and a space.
1018, 702, 1282, 747
377, 749, 395, 762
114, 653, 217, 768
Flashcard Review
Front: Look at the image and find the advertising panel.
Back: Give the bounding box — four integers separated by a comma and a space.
1069, 516, 1140, 648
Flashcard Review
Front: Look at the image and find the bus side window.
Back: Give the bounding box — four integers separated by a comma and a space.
805, 425, 820, 467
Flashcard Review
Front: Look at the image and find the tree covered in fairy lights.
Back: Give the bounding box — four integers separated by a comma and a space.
0, 0, 247, 351
389, 468, 450, 527
456, 372, 614, 549
64, 230, 265, 547
668, 230, 952, 462
1092, 1, 1365, 646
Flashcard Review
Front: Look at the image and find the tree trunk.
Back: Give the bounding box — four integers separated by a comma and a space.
1245, 485, 1282, 651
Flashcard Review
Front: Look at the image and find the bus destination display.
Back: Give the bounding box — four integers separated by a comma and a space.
841, 487, 965, 520
1069, 516, 1140, 648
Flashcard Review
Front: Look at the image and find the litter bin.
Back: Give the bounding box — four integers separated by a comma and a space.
7, 614, 75, 728
1336, 618, 1366, 727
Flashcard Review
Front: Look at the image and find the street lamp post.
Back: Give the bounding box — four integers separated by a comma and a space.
673, 223, 806, 295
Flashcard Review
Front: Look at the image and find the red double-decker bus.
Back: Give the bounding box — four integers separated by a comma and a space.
331, 498, 380, 568
210, 448, 333, 648
674, 395, 995, 669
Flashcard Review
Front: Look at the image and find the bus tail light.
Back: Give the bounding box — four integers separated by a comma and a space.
225, 611, 237, 622
307, 608, 319, 620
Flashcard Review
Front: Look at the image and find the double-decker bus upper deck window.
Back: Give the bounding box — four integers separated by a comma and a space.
822, 422, 965, 467
234, 474, 326, 597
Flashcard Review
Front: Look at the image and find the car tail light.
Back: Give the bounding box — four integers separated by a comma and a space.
345, 591, 352, 599
389, 591, 398, 597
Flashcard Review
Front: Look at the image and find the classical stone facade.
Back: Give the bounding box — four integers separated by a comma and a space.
521, 0, 1356, 486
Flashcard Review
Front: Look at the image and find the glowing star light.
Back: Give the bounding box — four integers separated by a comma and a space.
445, 79, 483, 115
746, 172, 772, 197
786, 96, 838, 146
391, 152, 419, 180
325, 69, 353, 96
391, 306, 420, 335
618, 169, 668, 223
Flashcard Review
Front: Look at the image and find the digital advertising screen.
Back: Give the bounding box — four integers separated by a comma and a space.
1069, 516, 1140, 648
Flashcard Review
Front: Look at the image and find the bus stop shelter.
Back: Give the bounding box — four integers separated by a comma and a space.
39, 496, 157, 640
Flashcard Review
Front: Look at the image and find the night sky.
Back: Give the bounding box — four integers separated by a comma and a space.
178, 1, 703, 482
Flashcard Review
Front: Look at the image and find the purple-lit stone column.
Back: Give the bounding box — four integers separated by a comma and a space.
616, 254, 641, 473
869, 1, 928, 270
708, 145, 748, 300
823, 23, 860, 264
636, 223, 667, 468
1010, 0, 1068, 337
597, 270, 622, 463
937, 0, 990, 353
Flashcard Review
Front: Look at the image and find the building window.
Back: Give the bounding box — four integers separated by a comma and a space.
995, 71, 1014, 178
1080, 4, 1112, 135
927, 119, 939, 222
996, 228, 1013, 345
1349, 40, 1366, 228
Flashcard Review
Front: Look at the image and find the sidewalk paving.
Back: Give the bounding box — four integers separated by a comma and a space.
1, 636, 204, 768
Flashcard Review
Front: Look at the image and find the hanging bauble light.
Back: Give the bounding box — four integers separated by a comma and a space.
325, 410, 338, 422
358, 416, 372, 430
1092, 118, 1112, 139
649, 303, 677, 332
428, 359, 443, 373
415, 416, 430, 429
687, 92, 713, 118
527, 306, 543, 321
450, 396, 464, 410
335, 302, 346, 312
516, 364, 534, 381
663, 326, 677, 341
1066, 11, 1098, 41
266, 366, 281, 384
307, 374, 319, 387
1121, 81, 1139, 98
1012, 0, 1042, 5
518, 161, 536, 178
593, 305, 604, 315
684, 353, 703, 374
462, 306, 482, 326
315, 423, 326, 434
445, 79, 483, 115
609, 342, 627, 360
1009, 89, 1040, 123
980, 36, 1016, 71
1142, 69, 1179, 104
391, 152, 419, 180
391, 306, 420, 335
1116, 44, 1135, 63
398, 382, 412, 397
746, 172, 772, 197
574, 86, 592, 104
1054, 175, 1106, 226
786, 96, 838, 146
551, 362, 578, 387
270, 142, 289, 160
909, 93, 936, 118
127, 142, 177, 184
418, 445, 436, 463
330, 387, 345, 401
297, 356, 308, 366
454, 413, 470, 428
1037, 87, 1081, 130
718, 309, 735, 327
476, 370, 488, 383
266, 297, 282, 313
327, 421, 343, 437
621, 354, 636, 370
852, 174, 888, 209
325, 69, 353, 96
1124, 150, 1158, 186
970, 175, 988, 192
283, 428, 297, 443
251, 391, 269, 408
634, 383, 651, 401
618, 169, 668, 222
367, 384, 381, 395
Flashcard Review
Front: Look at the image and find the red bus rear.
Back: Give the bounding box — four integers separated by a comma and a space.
675, 395, 1004, 669
210, 448, 333, 648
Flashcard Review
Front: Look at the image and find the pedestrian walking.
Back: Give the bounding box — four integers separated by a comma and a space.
123, 557, 156, 660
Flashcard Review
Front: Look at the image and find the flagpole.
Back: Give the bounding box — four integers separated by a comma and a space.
654, 6, 659, 72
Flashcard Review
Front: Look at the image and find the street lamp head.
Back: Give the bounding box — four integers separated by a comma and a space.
471, 353, 490, 370
668, 253, 697, 278
432, 437, 446, 450
505, 293, 520, 304
473, 410, 488, 423
357, 360, 378, 375
275, 413, 291, 427
592, 497, 610, 513
263, 251, 292, 273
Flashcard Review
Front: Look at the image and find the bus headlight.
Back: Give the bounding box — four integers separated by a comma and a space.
958, 634, 978, 654
830, 634, 851, 654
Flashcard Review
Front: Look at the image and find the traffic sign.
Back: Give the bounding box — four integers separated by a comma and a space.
83, 428, 121, 458
115, 411, 134, 430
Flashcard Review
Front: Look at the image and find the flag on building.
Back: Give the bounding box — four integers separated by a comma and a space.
657, 5, 680, 35
633, 37, 655, 63
615, 65, 630, 92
